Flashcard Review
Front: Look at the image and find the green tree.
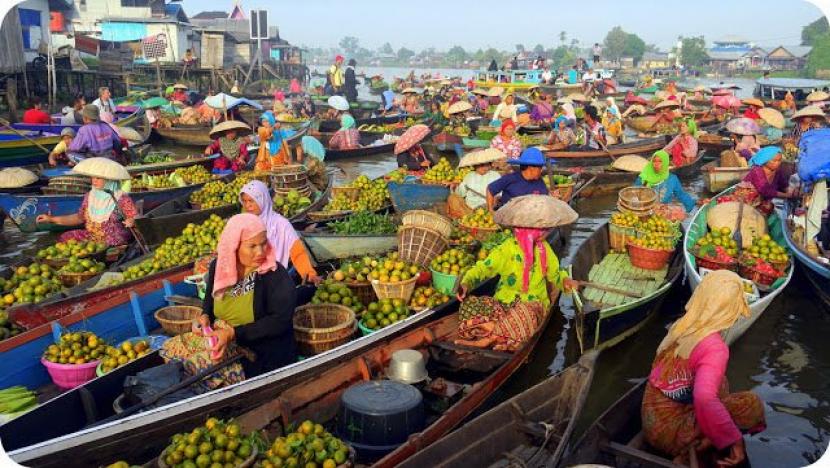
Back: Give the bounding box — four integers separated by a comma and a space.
680, 36, 708, 67
515, 44, 525, 53
802, 16, 829, 46
379, 42, 394, 55
559, 31, 567, 45
533, 44, 545, 56
397, 47, 415, 63
550, 45, 576, 70
338, 36, 360, 55
603, 26, 629, 61
623, 33, 646, 61
446, 46, 467, 66
806, 33, 830, 77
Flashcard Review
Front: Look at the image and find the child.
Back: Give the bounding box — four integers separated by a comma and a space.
49, 128, 75, 167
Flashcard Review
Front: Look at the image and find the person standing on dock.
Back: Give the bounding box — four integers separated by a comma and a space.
91, 87, 116, 123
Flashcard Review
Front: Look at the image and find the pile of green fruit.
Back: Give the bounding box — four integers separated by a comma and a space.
331, 253, 420, 284
160, 418, 256, 468
360, 298, 411, 331
329, 212, 396, 235
98, 339, 152, 374
638, 215, 677, 235
121, 215, 226, 282
261, 420, 350, 468
543, 174, 573, 188
518, 134, 546, 146
0, 311, 23, 340
331, 258, 373, 283
458, 295, 501, 321
189, 174, 253, 209
385, 168, 407, 183
36, 239, 107, 262
422, 158, 467, 184
0, 263, 63, 308
610, 211, 639, 228
630, 231, 676, 251
43, 331, 108, 365
409, 286, 450, 310
131, 153, 174, 165
694, 227, 739, 258
58, 258, 106, 275
174, 165, 212, 184
324, 176, 389, 212
310, 280, 365, 315
444, 123, 471, 137
273, 189, 312, 218
358, 123, 396, 133
746, 234, 789, 265
0, 386, 37, 420
449, 225, 475, 245
461, 207, 497, 229
430, 248, 475, 276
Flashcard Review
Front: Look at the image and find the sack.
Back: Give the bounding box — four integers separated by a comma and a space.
798, 128, 830, 185
122, 361, 197, 409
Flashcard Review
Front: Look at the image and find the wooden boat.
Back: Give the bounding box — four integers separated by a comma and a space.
754, 77, 830, 102
317, 114, 407, 133
780, 195, 830, 310
301, 230, 398, 262
387, 181, 451, 212
625, 115, 718, 134
433, 131, 464, 153
701, 160, 750, 193
153, 124, 215, 147
11, 108, 148, 138
398, 351, 598, 468
572, 222, 683, 352
540, 135, 670, 167
324, 133, 397, 160
133, 173, 333, 247
683, 186, 794, 342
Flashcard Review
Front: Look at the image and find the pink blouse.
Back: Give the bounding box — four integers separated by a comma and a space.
649, 333, 742, 450
490, 135, 522, 158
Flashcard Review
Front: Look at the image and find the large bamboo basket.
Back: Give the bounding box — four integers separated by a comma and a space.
293, 304, 356, 356
398, 225, 449, 267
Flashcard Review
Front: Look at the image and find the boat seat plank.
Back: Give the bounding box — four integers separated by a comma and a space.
430, 340, 514, 360
606, 441, 685, 468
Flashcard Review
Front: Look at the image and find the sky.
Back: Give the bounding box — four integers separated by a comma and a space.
176, 0, 826, 52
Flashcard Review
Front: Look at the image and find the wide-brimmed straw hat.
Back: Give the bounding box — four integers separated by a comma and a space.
758, 108, 785, 129
742, 98, 765, 108
654, 90, 669, 100
0, 167, 39, 188
402, 87, 419, 94
568, 93, 589, 102
327, 95, 350, 111
725, 117, 762, 136
447, 101, 472, 115
806, 90, 830, 102
209, 120, 251, 139
173, 83, 188, 90
72, 157, 130, 181
487, 87, 504, 97
439, 79, 452, 86
394, 124, 431, 155
791, 105, 825, 120
611, 154, 649, 173
494, 195, 579, 229
471, 88, 488, 96
458, 148, 507, 168
692, 85, 709, 93
82, 104, 100, 121
654, 100, 680, 110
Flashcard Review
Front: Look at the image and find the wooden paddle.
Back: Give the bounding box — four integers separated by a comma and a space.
575, 280, 644, 298
0, 117, 53, 154
733, 199, 745, 256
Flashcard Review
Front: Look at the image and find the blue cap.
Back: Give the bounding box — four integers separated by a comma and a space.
507, 147, 546, 167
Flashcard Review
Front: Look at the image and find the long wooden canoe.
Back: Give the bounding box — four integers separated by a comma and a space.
780, 194, 830, 311
324, 132, 397, 160
701, 160, 750, 193
398, 351, 598, 468
317, 114, 407, 133
155, 118, 310, 148
540, 135, 670, 167
300, 231, 398, 262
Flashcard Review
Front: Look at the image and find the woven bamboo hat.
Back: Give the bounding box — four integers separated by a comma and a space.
610, 154, 649, 173
707, 200, 766, 248
568, 93, 589, 102
758, 107, 785, 129
72, 157, 130, 181
494, 195, 579, 229
806, 90, 830, 102
173, 83, 188, 90
742, 98, 765, 108
791, 105, 825, 120
692, 85, 709, 93
447, 101, 472, 115
654, 100, 680, 110
458, 148, 507, 168
402, 87, 419, 94
0, 167, 38, 188
487, 87, 505, 97
471, 88, 488, 96
209, 120, 251, 139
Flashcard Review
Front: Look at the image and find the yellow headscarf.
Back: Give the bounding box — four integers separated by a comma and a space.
656, 270, 750, 358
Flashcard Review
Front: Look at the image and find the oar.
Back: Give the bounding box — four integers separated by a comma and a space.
733, 199, 745, 256
0, 117, 53, 154
575, 280, 644, 298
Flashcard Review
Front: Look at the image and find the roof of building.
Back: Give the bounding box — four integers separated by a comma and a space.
708, 50, 744, 61
714, 35, 750, 44
102, 16, 189, 25
742, 47, 768, 57
192, 11, 227, 20
756, 77, 830, 89
165, 3, 188, 22
768, 45, 813, 58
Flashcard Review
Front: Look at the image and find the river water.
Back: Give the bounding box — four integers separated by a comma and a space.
1, 70, 827, 466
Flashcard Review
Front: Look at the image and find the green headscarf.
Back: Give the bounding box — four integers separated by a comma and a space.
639, 150, 670, 187
685, 118, 698, 138
340, 114, 356, 130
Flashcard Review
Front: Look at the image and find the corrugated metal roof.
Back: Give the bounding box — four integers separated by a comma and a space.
708, 50, 743, 61
756, 78, 830, 89
0, 7, 25, 73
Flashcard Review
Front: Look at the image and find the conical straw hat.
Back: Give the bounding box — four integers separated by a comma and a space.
791, 105, 825, 120
742, 98, 765, 108
758, 108, 785, 129
447, 101, 472, 114
209, 120, 251, 139
494, 195, 579, 228
806, 90, 829, 102
0, 167, 38, 188
72, 157, 130, 181
611, 154, 649, 173
707, 201, 767, 248
487, 87, 504, 97
654, 99, 680, 110
458, 148, 507, 167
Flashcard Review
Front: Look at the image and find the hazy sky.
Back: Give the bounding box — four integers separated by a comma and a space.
178, 0, 825, 51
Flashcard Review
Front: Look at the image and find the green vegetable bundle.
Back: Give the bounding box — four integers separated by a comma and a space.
329, 212, 397, 235
0, 386, 37, 417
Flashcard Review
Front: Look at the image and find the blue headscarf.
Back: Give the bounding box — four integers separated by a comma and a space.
749, 145, 781, 167
301, 136, 326, 161
340, 114, 356, 130
261, 111, 294, 155
554, 115, 568, 128
382, 90, 395, 110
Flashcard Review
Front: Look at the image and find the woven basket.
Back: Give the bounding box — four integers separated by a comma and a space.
550, 182, 575, 202
346, 281, 377, 306
58, 270, 99, 287
398, 225, 449, 267
626, 243, 672, 270
154, 305, 202, 335
270, 165, 309, 191
692, 249, 738, 272
402, 210, 453, 238
616, 201, 653, 217
43, 176, 91, 195
609, 223, 636, 252
307, 210, 352, 222
273, 183, 313, 199
619, 186, 657, 211
459, 222, 500, 242
332, 186, 361, 202
293, 304, 356, 356
371, 276, 418, 302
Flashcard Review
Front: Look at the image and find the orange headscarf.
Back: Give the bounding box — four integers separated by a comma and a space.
212, 213, 277, 299
500, 119, 516, 138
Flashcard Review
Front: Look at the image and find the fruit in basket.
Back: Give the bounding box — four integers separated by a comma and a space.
638, 215, 675, 234
630, 232, 674, 251
694, 228, 738, 258
449, 225, 475, 245
173, 165, 213, 185
430, 248, 475, 276
610, 211, 639, 228
0, 262, 63, 307
385, 167, 407, 183
43, 331, 109, 365
422, 158, 455, 183
58, 258, 106, 275
273, 189, 312, 218
409, 286, 450, 310
0, 311, 24, 340
461, 208, 497, 229
746, 234, 789, 265
262, 420, 350, 468
323, 176, 389, 212
740, 256, 783, 278
99, 339, 152, 373
543, 174, 573, 188
37, 239, 107, 261
458, 295, 501, 321
361, 298, 411, 330
369, 252, 420, 283
189, 174, 254, 209
311, 280, 364, 314
696, 244, 736, 264
161, 418, 256, 468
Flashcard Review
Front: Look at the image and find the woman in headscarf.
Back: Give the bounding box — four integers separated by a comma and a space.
453, 148, 504, 214
547, 116, 577, 147
254, 112, 296, 171
742, 146, 793, 210
205, 121, 251, 172
663, 119, 699, 167
602, 102, 624, 145
36, 158, 136, 246
789, 105, 825, 145
560, 100, 577, 127
197, 213, 298, 377
491, 93, 518, 126
239, 181, 319, 283
327, 114, 361, 150
635, 150, 696, 213
295, 136, 328, 191
489, 119, 522, 159
530, 94, 554, 124
642, 270, 765, 467
424, 99, 448, 130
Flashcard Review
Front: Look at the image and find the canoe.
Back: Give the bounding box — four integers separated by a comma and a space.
324, 133, 397, 160
780, 197, 830, 310
133, 173, 333, 247
683, 186, 794, 343
572, 222, 683, 352
317, 114, 407, 133
11, 108, 149, 140
540, 135, 670, 167
387, 181, 451, 212
625, 115, 718, 134
701, 160, 751, 193
398, 350, 598, 468
301, 231, 398, 262
0, 131, 61, 167
154, 118, 308, 148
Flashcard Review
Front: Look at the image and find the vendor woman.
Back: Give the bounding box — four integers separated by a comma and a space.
254, 111, 296, 171
742, 146, 793, 204
239, 180, 320, 284
35, 157, 136, 246
455, 195, 578, 350
451, 148, 505, 214
328, 114, 360, 151
394, 124, 435, 172
642, 270, 765, 466
487, 148, 550, 211
635, 150, 697, 213
489, 119, 522, 159
205, 120, 251, 172
491, 93, 518, 126
199, 213, 298, 377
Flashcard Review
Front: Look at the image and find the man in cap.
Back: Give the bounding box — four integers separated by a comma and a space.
327, 55, 345, 95
68, 105, 124, 164
48, 128, 76, 167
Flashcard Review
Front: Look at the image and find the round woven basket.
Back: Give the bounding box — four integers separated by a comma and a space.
340, 280, 377, 306
692, 248, 738, 272
154, 305, 202, 335
273, 183, 313, 199
626, 243, 672, 270
371, 276, 418, 302
270, 165, 309, 191
401, 210, 453, 238
459, 222, 500, 242
398, 225, 449, 267
58, 270, 99, 287
332, 186, 361, 202
293, 303, 356, 356
618, 187, 657, 211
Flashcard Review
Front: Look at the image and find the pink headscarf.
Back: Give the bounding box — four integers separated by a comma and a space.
289, 79, 301, 94
514, 228, 549, 293
213, 213, 277, 299
239, 180, 299, 270
274, 90, 286, 102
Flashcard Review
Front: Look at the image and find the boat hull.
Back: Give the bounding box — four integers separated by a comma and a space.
779, 203, 830, 310
541, 135, 669, 167
701, 160, 750, 193
387, 182, 451, 212
301, 232, 398, 262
